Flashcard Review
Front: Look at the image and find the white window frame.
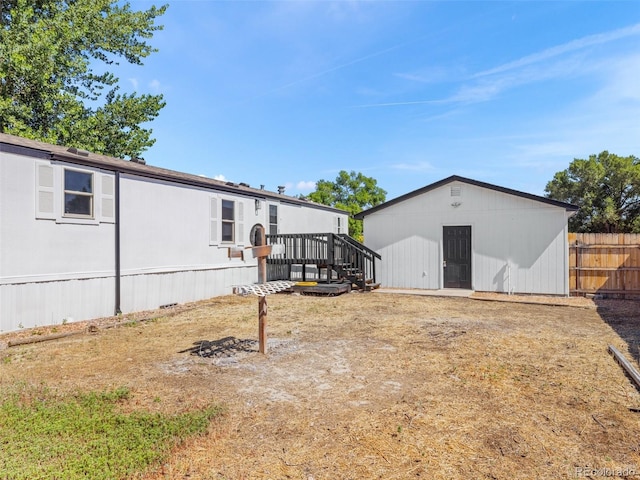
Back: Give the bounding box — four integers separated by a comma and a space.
63, 168, 95, 219
269, 204, 278, 235
221, 199, 235, 243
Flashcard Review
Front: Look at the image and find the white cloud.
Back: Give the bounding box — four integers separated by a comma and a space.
474, 23, 640, 79
394, 65, 456, 85
394, 72, 429, 83
592, 54, 640, 103
354, 99, 443, 108
326, 1, 364, 22
391, 161, 434, 172
149, 79, 162, 93
295, 180, 317, 192
355, 86, 384, 97
127, 77, 164, 94
361, 23, 640, 109
279, 182, 294, 193
213, 174, 226, 181
509, 53, 640, 168
449, 23, 640, 105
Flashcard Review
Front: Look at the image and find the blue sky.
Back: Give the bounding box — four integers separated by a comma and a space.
119, 0, 640, 201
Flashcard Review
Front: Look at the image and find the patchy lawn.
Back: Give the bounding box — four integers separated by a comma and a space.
1, 292, 639, 479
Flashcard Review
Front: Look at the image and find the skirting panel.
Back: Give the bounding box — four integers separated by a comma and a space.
120, 266, 256, 314
0, 277, 115, 333
1, 266, 257, 333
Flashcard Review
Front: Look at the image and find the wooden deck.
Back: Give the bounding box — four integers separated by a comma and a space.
265, 233, 381, 290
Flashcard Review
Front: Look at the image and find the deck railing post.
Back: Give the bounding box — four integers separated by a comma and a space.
328, 233, 334, 264
372, 254, 376, 284
303, 234, 307, 266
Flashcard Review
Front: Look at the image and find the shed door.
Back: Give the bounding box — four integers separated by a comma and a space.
443, 226, 472, 289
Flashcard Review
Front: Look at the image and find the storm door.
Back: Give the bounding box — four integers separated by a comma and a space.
443, 226, 472, 289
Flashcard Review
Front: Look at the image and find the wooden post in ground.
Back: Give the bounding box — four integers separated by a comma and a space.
258, 296, 267, 354
234, 226, 292, 354
256, 225, 268, 354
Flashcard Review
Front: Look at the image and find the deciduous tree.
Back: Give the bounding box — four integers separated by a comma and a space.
308, 170, 386, 240
545, 151, 640, 233
0, 0, 167, 158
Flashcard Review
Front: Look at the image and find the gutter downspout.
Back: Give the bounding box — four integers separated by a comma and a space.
115, 171, 122, 315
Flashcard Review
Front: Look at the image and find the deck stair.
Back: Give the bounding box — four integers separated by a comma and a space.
265, 233, 381, 291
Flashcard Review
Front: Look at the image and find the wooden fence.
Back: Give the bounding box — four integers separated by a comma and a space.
569, 233, 640, 298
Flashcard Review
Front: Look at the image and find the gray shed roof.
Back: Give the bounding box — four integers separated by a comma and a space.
0, 132, 346, 214
354, 175, 578, 220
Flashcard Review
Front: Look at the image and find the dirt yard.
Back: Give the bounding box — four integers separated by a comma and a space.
1, 291, 639, 479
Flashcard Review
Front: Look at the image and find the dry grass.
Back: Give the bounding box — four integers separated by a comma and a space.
1, 292, 639, 479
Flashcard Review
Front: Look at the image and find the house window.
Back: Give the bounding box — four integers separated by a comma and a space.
269, 205, 278, 235
221, 199, 235, 242
64, 169, 93, 217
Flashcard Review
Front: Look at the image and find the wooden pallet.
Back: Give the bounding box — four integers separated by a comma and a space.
287, 282, 352, 296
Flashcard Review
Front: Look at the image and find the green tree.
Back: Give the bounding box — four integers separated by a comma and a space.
0, 0, 167, 158
545, 151, 640, 233
308, 170, 386, 240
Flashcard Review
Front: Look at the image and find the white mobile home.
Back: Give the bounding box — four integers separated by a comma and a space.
355, 176, 578, 296
0, 133, 348, 332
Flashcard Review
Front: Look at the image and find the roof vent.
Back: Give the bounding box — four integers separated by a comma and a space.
239, 182, 250, 188
277, 185, 285, 195
67, 147, 90, 157
130, 157, 146, 165
450, 185, 461, 197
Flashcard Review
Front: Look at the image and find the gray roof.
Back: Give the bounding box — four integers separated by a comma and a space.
354, 175, 578, 220
0, 132, 346, 214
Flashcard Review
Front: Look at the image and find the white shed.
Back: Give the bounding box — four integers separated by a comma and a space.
354, 176, 578, 296
0, 133, 348, 332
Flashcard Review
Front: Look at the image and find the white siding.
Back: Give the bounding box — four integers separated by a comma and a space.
0, 147, 347, 332
275, 201, 347, 234
117, 174, 256, 314
120, 175, 225, 275
1, 152, 117, 330
363, 181, 570, 295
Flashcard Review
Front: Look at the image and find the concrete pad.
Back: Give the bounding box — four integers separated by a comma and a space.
373, 288, 473, 298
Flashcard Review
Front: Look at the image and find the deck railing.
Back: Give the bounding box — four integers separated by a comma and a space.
265, 233, 380, 288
